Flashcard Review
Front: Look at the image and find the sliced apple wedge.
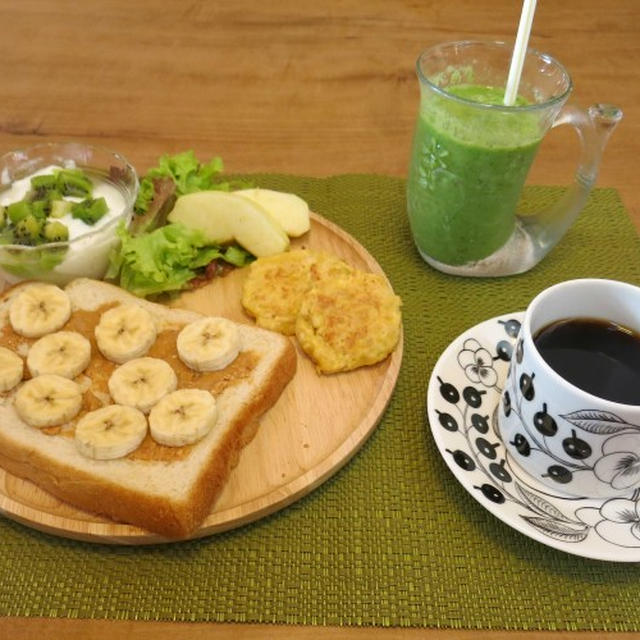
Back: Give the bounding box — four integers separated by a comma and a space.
168, 192, 236, 244
235, 188, 310, 237
167, 191, 290, 257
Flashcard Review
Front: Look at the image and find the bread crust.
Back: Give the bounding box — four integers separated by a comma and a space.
0, 278, 297, 538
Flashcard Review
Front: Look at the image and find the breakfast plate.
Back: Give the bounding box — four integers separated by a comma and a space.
0, 212, 403, 543
427, 313, 640, 562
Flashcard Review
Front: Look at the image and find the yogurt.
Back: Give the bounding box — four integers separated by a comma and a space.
0, 164, 127, 242
0, 164, 133, 284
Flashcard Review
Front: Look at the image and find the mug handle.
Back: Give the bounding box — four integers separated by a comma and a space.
530, 103, 623, 252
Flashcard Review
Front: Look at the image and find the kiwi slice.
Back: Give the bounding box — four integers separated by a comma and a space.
7, 201, 32, 224
29, 174, 60, 200
43, 220, 69, 242
50, 200, 73, 218
71, 197, 108, 224
14, 214, 43, 245
31, 174, 58, 190
56, 169, 93, 197
30, 200, 49, 219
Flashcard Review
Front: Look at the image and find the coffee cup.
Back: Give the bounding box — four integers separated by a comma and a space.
498, 279, 640, 498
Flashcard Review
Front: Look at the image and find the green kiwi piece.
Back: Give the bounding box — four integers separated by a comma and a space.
28, 175, 63, 202
56, 169, 93, 197
31, 174, 58, 190
71, 197, 108, 224
30, 200, 49, 219
30, 174, 59, 197
49, 200, 73, 218
45, 188, 64, 203
7, 201, 32, 224
14, 214, 43, 245
43, 220, 69, 243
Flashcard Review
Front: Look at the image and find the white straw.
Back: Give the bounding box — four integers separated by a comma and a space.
504, 0, 538, 106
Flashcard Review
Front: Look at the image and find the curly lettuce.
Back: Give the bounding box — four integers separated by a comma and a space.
134, 150, 237, 215
106, 222, 252, 298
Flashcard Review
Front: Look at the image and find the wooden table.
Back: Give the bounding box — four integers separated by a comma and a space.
1, 1, 639, 638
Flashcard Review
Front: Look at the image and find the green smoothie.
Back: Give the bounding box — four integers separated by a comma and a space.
407, 84, 542, 265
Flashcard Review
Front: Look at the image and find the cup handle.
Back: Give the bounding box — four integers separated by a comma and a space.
529, 103, 623, 252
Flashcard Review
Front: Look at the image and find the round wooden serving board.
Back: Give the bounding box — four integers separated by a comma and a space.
0, 212, 403, 544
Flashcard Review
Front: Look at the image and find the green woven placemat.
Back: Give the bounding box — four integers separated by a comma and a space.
1, 176, 640, 631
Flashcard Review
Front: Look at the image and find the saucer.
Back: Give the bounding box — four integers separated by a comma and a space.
427, 313, 640, 562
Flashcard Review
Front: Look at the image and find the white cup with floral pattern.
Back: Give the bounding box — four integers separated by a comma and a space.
498, 278, 640, 498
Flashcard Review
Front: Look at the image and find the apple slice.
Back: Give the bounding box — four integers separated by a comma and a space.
234, 188, 310, 237
167, 191, 289, 257
167, 192, 236, 244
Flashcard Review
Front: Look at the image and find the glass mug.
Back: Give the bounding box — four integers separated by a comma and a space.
406, 41, 622, 277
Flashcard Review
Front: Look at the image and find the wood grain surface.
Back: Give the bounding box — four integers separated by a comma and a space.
0, 213, 402, 543
1, 0, 639, 638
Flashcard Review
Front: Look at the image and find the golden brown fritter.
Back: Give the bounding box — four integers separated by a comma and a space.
295, 271, 402, 374
241, 249, 352, 335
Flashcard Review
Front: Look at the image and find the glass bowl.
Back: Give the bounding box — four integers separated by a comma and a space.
0, 142, 138, 286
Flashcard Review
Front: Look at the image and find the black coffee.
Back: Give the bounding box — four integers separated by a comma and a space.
533, 318, 640, 405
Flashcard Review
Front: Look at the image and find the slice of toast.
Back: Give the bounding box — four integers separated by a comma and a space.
0, 278, 296, 539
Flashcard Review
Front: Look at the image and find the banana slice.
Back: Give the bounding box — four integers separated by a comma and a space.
0, 346, 24, 392
9, 283, 71, 338
95, 304, 157, 364
108, 357, 177, 413
14, 374, 82, 428
149, 388, 217, 447
177, 317, 241, 372
27, 331, 91, 379
75, 404, 148, 460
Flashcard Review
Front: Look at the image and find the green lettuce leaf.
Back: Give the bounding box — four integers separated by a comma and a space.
106, 221, 252, 298
133, 177, 156, 217
134, 150, 245, 215
148, 151, 223, 195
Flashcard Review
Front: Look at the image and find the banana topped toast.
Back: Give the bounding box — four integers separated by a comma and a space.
0, 278, 296, 538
